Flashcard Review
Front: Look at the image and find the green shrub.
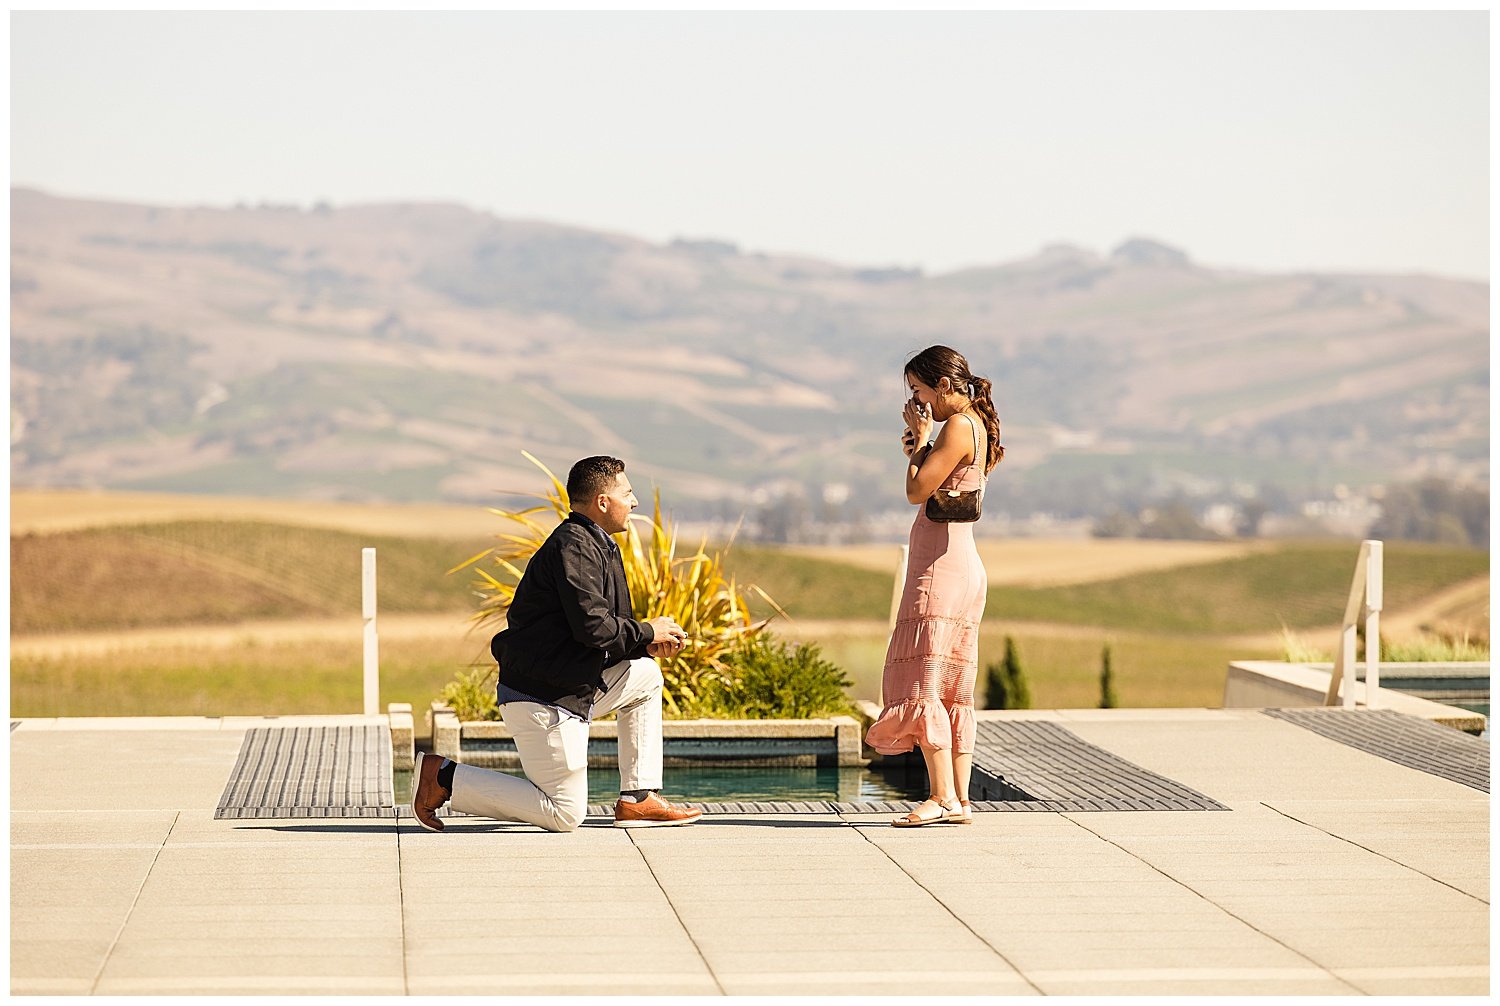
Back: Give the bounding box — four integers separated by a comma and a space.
441, 666, 500, 722
690, 636, 856, 719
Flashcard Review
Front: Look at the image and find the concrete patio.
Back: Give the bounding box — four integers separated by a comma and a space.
9, 708, 1489, 995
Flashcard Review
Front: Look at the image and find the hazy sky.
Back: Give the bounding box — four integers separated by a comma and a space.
10, 10, 1490, 279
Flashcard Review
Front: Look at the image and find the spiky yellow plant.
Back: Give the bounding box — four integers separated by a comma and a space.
449, 452, 783, 715
448, 451, 571, 619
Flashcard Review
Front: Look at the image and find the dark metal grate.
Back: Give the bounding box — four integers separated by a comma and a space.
1263, 708, 1489, 793
215, 725, 393, 819
967, 720, 1230, 811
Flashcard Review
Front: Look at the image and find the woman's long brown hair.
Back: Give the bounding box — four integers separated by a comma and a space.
905, 344, 1003, 472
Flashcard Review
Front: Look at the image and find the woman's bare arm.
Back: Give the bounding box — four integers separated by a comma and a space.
905, 413, 976, 504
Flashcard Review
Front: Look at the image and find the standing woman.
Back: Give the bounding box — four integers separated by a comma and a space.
865, 345, 1003, 826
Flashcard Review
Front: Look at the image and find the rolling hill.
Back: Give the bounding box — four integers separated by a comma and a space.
10, 187, 1487, 527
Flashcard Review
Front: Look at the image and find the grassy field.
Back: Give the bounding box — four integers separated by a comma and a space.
986, 540, 1489, 634
729, 546, 894, 621
10, 633, 490, 720
11, 521, 495, 632
25, 522, 1476, 636
779, 622, 1267, 709
9, 623, 1261, 717
10, 488, 507, 538
784, 537, 1268, 587
727, 539, 1488, 638
10, 490, 1489, 720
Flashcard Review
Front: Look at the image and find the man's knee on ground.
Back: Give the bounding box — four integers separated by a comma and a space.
547, 803, 586, 833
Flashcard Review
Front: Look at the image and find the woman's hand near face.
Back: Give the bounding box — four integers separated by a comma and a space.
903, 398, 934, 446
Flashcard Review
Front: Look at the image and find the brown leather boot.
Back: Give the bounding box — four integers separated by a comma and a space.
613, 792, 703, 829
411, 751, 450, 833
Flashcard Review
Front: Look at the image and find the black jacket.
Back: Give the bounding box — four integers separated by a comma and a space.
490, 512, 656, 718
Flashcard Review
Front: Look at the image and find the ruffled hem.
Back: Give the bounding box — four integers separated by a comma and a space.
864, 699, 976, 756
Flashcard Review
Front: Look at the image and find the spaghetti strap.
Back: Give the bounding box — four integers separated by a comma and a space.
956, 413, 983, 472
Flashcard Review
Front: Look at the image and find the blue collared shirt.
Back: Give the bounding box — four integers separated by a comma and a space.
495, 679, 589, 722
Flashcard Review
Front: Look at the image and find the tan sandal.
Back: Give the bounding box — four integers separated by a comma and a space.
893, 797, 962, 828
951, 799, 974, 825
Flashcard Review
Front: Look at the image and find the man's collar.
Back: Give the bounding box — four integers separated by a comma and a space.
567, 510, 600, 530
567, 510, 618, 547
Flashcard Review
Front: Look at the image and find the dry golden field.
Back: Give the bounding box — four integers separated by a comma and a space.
786, 538, 1272, 587
14, 490, 1265, 588
10, 490, 1488, 720
10, 488, 505, 539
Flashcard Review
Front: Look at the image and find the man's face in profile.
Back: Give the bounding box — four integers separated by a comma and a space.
595, 472, 638, 535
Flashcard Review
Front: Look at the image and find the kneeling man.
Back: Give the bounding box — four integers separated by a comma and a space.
412, 455, 702, 831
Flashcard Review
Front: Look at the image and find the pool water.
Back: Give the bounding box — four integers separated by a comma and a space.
395, 761, 929, 806
592, 764, 928, 804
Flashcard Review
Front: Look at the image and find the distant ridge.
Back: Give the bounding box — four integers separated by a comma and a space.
10, 187, 1487, 525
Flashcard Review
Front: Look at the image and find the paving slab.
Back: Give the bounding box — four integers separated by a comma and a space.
9, 709, 1489, 995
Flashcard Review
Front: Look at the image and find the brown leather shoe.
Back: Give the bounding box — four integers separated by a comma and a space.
411, 751, 450, 833
613, 792, 703, 829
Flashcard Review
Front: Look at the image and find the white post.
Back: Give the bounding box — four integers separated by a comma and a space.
888, 544, 908, 634
1364, 540, 1382, 709
884, 544, 909, 707
1337, 621, 1358, 708
362, 547, 379, 716
1324, 539, 1383, 709
1326, 541, 1367, 707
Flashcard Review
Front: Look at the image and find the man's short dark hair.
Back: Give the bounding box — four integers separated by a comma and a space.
567, 456, 626, 506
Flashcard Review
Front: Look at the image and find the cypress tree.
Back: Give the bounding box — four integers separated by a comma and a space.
1003, 635, 1032, 710
982, 659, 1009, 710
1100, 644, 1119, 708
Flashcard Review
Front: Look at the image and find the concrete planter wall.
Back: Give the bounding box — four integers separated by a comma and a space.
388, 703, 415, 771
1223, 660, 1487, 733
426, 702, 866, 769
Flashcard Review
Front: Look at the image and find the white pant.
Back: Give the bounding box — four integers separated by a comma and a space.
448, 657, 664, 833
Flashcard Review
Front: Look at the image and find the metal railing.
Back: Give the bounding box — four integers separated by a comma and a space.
1324, 539, 1383, 709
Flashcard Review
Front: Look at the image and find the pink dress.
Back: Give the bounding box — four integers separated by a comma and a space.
865, 414, 988, 756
